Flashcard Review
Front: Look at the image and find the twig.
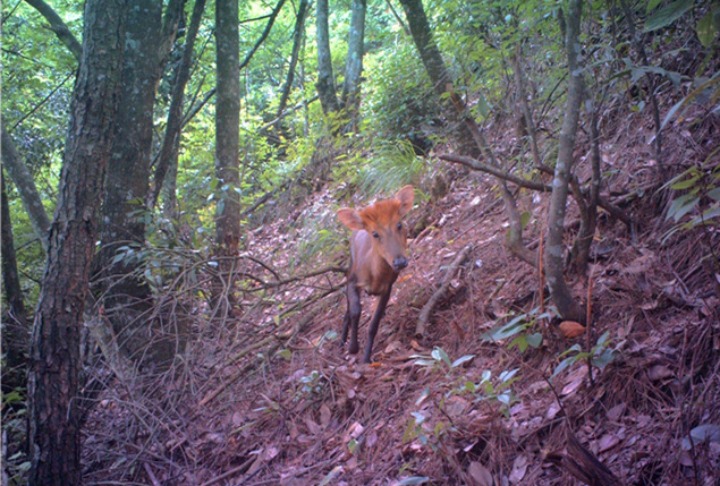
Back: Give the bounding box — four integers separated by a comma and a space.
143, 462, 162, 486
415, 245, 473, 336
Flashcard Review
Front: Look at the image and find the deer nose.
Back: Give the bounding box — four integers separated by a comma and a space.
393, 256, 408, 271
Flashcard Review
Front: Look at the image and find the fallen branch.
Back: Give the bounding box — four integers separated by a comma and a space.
415, 244, 473, 336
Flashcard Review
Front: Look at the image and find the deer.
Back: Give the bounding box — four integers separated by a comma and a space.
336, 185, 415, 363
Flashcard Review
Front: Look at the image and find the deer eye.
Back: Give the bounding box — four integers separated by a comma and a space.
372, 231, 379, 239
396, 222, 403, 231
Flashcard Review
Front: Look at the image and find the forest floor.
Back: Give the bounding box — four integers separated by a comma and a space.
78, 101, 720, 486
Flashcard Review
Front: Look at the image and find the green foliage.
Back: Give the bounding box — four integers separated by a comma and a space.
482, 308, 548, 353
662, 156, 720, 242
551, 331, 616, 378
355, 140, 427, 196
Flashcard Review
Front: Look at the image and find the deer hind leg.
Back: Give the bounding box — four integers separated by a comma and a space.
343, 279, 362, 355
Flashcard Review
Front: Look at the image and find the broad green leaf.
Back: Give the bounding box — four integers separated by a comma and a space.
527, 333, 543, 348
644, 0, 694, 32
697, 9, 718, 48
667, 193, 699, 222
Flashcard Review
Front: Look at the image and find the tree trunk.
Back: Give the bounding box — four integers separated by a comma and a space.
98, 0, 164, 363
213, 0, 241, 315
316, 0, 340, 115
275, 0, 309, 120
27, 0, 126, 483
398, 0, 480, 158
544, 0, 584, 322
1, 126, 51, 252
342, 0, 366, 126
151, 0, 208, 214
1, 175, 29, 392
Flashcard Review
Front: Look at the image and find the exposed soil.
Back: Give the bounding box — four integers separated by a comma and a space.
80, 96, 720, 485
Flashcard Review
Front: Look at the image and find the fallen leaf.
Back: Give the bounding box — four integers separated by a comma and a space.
467, 461, 494, 486
606, 403, 626, 421
559, 320, 586, 338
320, 404, 331, 428
509, 455, 528, 483
647, 364, 674, 381
598, 433, 620, 452
305, 416, 321, 435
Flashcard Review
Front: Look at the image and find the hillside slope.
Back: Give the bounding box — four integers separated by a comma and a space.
76, 89, 720, 486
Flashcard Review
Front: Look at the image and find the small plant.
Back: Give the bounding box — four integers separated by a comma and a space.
460, 368, 520, 416
551, 331, 616, 378
411, 346, 474, 372
296, 370, 325, 398
662, 158, 720, 243
482, 308, 550, 353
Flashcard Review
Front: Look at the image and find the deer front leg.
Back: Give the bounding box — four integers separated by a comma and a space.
363, 287, 392, 363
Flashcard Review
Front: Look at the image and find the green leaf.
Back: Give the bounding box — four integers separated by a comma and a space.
499, 368, 519, 383
482, 315, 528, 342
707, 188, 720, 202
396, 476, 430, 485
670, 175, 700, 190
646, 0, 664, 14
697, 9, 718, 48
667, 193, 699, 222
644, 0, 694, 32
552, 355, 578, 377
451, 354, 475, 368
432, 347, 452, 367
510, 335, 528, 353
526, 332, 543, 348
520, 211, 531, 230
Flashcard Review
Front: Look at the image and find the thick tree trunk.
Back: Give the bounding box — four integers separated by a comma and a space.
1, 175, 29, 392
213, 0, 241, 315
342, 0, 366, 125
544, 0, 584, 322
316, 0, 340, 115
1, 126, 51, 252
98, 0, 164, 363
27, 0, 126, 483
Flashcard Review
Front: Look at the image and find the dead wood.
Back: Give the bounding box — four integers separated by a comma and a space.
415, 244, 473, 336
562, 428, 622, 486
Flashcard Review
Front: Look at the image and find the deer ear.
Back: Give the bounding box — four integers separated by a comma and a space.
396, 185, 415, 216
337, 208, 364, 230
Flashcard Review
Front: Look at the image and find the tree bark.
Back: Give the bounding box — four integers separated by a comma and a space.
398, 0, 480, 158
275, 0, 309, 120
151, 0, 207, 213
1, 125, 51, 252
316, 0, 340, 115
97, 0, 165, 362
27, 0, 126, 483
1, 175, 29, 392
213, 0, 241, 314
342, 0, 366, 125
544, 0, 584, 322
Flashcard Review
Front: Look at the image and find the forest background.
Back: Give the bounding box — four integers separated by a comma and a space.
2, 0, 720, 484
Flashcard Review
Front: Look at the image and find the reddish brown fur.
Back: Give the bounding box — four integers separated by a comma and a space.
337, 185, 414, 363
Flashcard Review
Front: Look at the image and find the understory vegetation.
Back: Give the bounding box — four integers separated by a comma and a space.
2, 0, 719, 484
